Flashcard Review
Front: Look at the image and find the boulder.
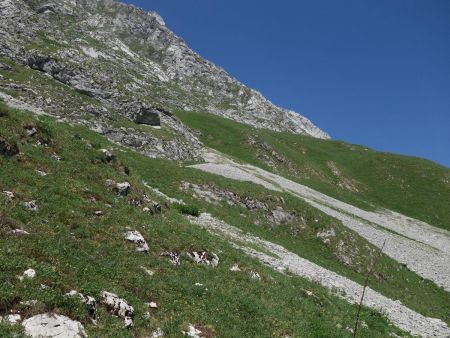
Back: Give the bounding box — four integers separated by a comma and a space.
99, 148, 115, 162
183, 324, 202, 338
10, 229, 30, 235
268, 206, 295, 225
115, 182, 131, 196
229, 264, 241, 272
132, 107, 161, 126
25, 126, 38, 136
19, 268, 36, 281
160, 251, 181, 265
124, 230, 149, 252
188, 251, 219, 267
0, 314, 21, 324
22, 313, 87, 338
100, 291, 134, 328
2, 190, 15, 201
249, 271, 261, 280
24, 200, 39, 212
140, 266, 155, 276
316, 228, 336, 245
37, 4, 57, 14
151, 328, 164, 337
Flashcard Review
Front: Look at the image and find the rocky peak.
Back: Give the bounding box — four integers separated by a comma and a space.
0, 0, 329, 162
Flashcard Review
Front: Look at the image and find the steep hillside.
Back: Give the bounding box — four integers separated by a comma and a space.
176, 111, 450, 231
1, 1, 450, 337
0, 101, 414, 337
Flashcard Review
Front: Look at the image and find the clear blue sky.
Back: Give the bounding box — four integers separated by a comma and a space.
123, 0, 450, 167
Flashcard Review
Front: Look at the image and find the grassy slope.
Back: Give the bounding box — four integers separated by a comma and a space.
175, 111, 450, 231
0, 102, 410, 337
124, 147, 450, 325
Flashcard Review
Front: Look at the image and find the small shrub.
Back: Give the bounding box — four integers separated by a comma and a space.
0, 110, 9, 118
173, 203, 200, 217
35, 121, 54, 144
0, 137, 19, 157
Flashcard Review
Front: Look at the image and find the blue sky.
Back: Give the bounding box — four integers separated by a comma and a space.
123, 0, 450, 167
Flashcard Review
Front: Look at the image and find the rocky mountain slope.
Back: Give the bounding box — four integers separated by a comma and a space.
0, 0, 328, 162
1, 1, 450, 338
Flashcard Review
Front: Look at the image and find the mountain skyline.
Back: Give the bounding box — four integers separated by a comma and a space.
123, 0, 450, 167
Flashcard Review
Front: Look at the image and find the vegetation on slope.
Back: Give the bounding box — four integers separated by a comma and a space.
0, 101, 409, 337
176, 111, 450, 231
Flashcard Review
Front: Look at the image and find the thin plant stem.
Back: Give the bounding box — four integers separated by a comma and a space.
353, 239, 386, 338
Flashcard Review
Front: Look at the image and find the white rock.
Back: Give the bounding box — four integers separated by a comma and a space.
24, 200, 38, 212
36, 170, 48, 177
51, 153, 61, 161
22, 313, 87, 338
140, 266, 155, 276
81, 46, 99, 58
125, 230, 149, 252
25, 127, 38, 136
0, 314, 21, 324
2, 190, 14, 201
183, 324, 202, 338
100, 291, 134, 328
160, 251, 181, 265
116, 182, 131, 196
151, 327, 164, 337
229, 264, 241, 272
316, 228, 336, 243
249, 271, 261, 280
124, 316, 133, 328
99, 148, 114, 161
19, 268, 36, 281
10, 229, 30, 235
146, 302, 158, 309
188, 251, 219, 267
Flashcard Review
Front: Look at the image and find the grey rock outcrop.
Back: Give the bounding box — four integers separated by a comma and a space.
115, 182, 131, 196
160, 251, 181, 265
132, 107, 161, 126
125, 230, 149, 252
100, 291, 134, 328
22, 313, 87, 338
188, 251, 219, 267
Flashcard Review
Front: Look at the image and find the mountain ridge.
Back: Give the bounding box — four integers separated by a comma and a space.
0, 0, 329, 152
1, 1, 450, 337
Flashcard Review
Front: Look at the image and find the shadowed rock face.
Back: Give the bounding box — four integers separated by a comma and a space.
0, 0, 329, 162
133, 107, 161, 126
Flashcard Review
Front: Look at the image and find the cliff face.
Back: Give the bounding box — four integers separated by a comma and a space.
0, 0, 329, 161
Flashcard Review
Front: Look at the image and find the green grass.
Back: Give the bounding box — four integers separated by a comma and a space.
173, 203, 200, 217
175, 110, 450, 231
123, 148, 450, 327
0, 102, 410, 337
